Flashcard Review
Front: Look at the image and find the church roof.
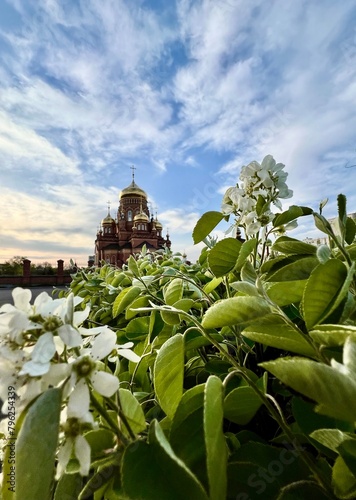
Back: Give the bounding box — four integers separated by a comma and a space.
120, 180, 147, 199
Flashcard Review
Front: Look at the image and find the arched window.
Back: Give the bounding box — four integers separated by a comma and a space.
127, 210, 133, 221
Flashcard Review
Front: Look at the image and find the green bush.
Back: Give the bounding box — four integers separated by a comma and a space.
1, 156, 356, 500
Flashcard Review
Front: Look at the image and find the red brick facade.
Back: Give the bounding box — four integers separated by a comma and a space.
93, 178, 171, 267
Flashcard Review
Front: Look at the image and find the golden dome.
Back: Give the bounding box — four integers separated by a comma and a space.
134, 211, 149, 222
155, 219, 163, 229
120, 180, 147, 199
102, 213, 115, 225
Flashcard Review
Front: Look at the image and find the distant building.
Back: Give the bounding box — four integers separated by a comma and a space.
303, 212, 356, 247
92, 170, 171, 267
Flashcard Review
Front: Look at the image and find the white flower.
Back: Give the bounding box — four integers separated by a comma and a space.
56, 416, 92, 479
66, 328, 120, 419
108, 341, 141, 364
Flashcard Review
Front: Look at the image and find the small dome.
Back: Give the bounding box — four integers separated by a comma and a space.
102, 213, 115, 225
134, 211, 149, 222
120, 180, 147, 199
155, 219, 163, 229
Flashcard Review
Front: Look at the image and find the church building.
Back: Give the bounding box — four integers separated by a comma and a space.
93, 169, 171, 267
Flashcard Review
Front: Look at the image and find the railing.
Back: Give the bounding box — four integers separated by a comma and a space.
0, 259, 72, 287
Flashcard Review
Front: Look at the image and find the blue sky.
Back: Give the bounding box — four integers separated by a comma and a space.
1, 0, 356, 266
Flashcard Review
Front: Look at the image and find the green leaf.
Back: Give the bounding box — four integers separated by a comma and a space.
264, 280, 307, 306
310, 429, 356, 454
203, 276, 223, 294
316, 245, 331, 263
161, 298, 194, 325
54, 474, 82, 500
193, 211, 225, 244
234, 238, 257, 272
208, 238, 242, 277
332, 456, 356, 499
154, 334, 184, 419
277, 480, 332, 499
310, 324, 356, 347
127, 255, 140, 277
125, 316, 150, 340
273, 205, 313, 227
313, 213, 334, 236
243, 314, 316, 357
338, 439, 356, 477
266, 256, 318, 282
345, 217, 356, 245
125, 295, 149, 319
261, 357, 356, 422
230, 280, 261, 296
272, 236, 317, 255
112, 286, 141, 318
170, 385, 207, 489
202, 296, 272, 329
224, 384, 264, 425
122, 421, 209, 500
16, 388, 61, 500
301, 259, 349, 329
204, 376, 227, 500
338, 194, 347, 227
240, 260, 257, 283
84, 429, 115, 458
164, 278, 183, 305
119, 389, 146, 435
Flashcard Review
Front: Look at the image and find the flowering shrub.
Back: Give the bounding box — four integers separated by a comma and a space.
1, 156, 356, 500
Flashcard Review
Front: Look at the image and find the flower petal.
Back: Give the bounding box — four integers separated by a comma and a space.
75, 435, 91, 476
91, 370, 119, 397
91, 329, 116, 360
32, 332, 56, 363
12, 288, 32, 312
117, 348, 141, 363
58, 324, 83, 348
68, 379, 90, 419
56, 439, 73, 479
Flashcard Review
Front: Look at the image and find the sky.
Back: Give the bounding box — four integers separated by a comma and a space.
1, 0, 356, 266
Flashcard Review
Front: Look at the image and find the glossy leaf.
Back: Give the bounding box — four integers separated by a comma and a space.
208, 238, 242, 277
243, 314, 316, 357
202, 296, 272, 329
112, 286, 141, 318
234, 238, 257, 272
54, 474, 82, 500
345, 217, 356, 245
122, 421, 208, 500
164, 278, 183, 306
301, 259, 349, 329
119, 389, 146, 435
154, 334, 184, 419
16, 388, 61, 500
266, 256, 318, 282
332, 456, 356, 499
273, 205, 313, 227
193, 211, 225, 244
224, 385, 263, 425
170, 385, 207, 488
264, 280, 307, 306
261, 357, 356, 422
272, 236, 317, 255
204, 376, 227, 500
310, 324, 356, 347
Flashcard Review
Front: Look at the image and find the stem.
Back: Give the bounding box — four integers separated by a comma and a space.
89, 392, 129, 446
223, 370, 332, 494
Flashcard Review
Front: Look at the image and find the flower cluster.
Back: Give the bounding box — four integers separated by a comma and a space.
221, 155, 293, 237
0, 287, 140, 478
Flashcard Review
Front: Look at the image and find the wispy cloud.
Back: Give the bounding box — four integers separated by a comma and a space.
0, 0, 356, 264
